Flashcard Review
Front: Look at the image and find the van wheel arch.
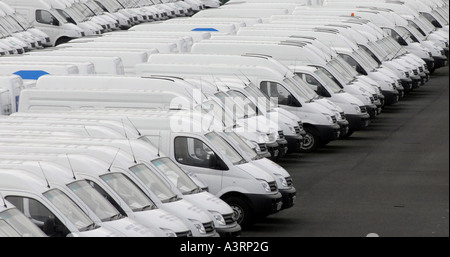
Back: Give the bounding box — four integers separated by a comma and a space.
55, 37, 72, 46
221, 193, 254, 228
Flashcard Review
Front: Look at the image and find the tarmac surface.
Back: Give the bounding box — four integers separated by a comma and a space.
243, 67, 449, 237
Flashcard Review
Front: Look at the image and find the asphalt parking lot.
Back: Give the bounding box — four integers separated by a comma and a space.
243, 67, 449, 237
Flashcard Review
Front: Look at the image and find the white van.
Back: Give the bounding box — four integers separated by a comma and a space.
0, 89, 12, 116
58, 41, 180, 53
0, 156, 191, 237
216, 30, 401, 105
0, 142, 217, 237
0, 198, 48, 237
0, 1, 52, 48
0, 158, 164, 237
0, 75, 23, 114
192, 7, 290, 22
136, 61, 343, 152
0, 21, 29, 54
1, 55, 124, 75
126, 28, 212, 42
1, 0, 87, 46
0, 129, 241, 236
290, 8, 443, 73
68, 35, 191, 52
0, 60, 95, 75
0, 64, 79, 82
28, 47, 155, 75
0, 8, 41, 51
101, 31, 195, 50
65, 0, 118, 32
89, 0, 134, 29
0, 169, 118, 237
130, 22, 238, 35
25, 75, 280, 158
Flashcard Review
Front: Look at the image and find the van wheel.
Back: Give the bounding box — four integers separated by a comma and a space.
300, 127, 320, 153
224, 196, 252, 228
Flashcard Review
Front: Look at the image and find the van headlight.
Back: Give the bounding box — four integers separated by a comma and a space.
258, 133, 269, 142
209, 211, 226, 226
258, 179, 271, 193
161, 228, 177, 237
275, 174, 288, 187
322, 113, 334, 124
189, 219, 206, 234
289, 126, 296, 134
352, 104, 361, 113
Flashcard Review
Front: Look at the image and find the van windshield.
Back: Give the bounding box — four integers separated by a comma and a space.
100, 173, 156, 212
2, 16, 24, 33
287, 77, 317, 102
314, 69, 344, 93
43, 189, 95, 231
73, 3, 96, 18
244, 84, 276, 111
0, 208, 46, 237
224, 132, 260, 160
129, 164, 179, 203
68, 180, 122, 222
151, 158, 201, 195
215, 91, 247, 120
205, 132, 246, 165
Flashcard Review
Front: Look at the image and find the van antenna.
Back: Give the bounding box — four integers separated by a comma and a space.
121, 119, 129, 139
66, 154, 76, 180
121, 119, 137, 164
0, 192, 7, 208
38, 162, 51, 189
128, 139, 137, 164
83, 126, 91, 137
157, 132, 161, 157
238, 70, 251, 83
108, 148, 121, 172
126, 117, 142, 136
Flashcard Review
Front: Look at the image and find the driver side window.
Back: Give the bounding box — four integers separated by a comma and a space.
260, 81, 300, 107
174, 137, 223, 170
297, 73, 330, 98
35, 10, 59, 26
6, 196, 69, 237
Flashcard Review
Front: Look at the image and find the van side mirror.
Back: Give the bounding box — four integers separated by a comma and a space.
397, 37, 407, 46
208, 154, 228, 170
356, 65, 367, 76
43, 218, 56, 235
52, 18, 60, 26
431, 20, 442, 28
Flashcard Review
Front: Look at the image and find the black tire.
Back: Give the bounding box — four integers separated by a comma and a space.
55, 37, 72, 47
300, 127, 321, 153
223, 196, 253, 228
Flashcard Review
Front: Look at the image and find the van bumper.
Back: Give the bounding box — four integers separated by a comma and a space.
267, 142, 280, 161
423, 57, 435, 72
410, 75, 422, 89
285, 135, 303, 153
346, 113, 371, 131
279, 187, 297, 210
316, 124, 341, 143
382, 89, 399, 106
401, 78, 413, 92
337, 120, 350, 138
247, 192, 283, 218
433, 56, 448, 69
276, 139, 289, 159
216, 224, 242, 237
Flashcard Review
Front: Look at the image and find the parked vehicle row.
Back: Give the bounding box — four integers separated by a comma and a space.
0, 0, 448, 237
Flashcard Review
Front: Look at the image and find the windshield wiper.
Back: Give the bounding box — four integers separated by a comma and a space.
106, 213, 122, 221
81, 222, 99, 231
140, 204, 155, 211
